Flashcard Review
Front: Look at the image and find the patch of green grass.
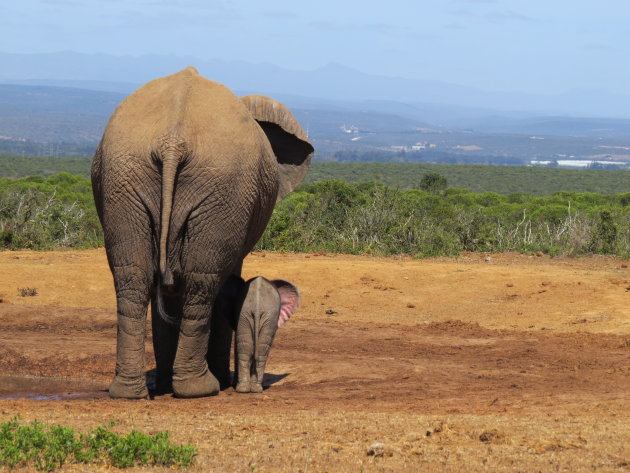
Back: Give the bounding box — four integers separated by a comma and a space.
0, 417, 196, 471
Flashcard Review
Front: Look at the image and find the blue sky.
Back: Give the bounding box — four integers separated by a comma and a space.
3, 0, 630, 95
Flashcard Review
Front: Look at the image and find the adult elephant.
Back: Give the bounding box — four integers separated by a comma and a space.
91, 67, 313, 399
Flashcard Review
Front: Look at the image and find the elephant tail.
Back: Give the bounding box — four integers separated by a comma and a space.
156, 139, 183, 324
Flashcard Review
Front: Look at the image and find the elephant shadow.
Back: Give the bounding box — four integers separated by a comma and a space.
261, 372, 290, 388
144, 369, 290, 396
145, 369, 161, 395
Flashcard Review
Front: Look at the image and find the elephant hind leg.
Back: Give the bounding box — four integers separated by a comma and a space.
235, 354, 253, 393
171, 272, 221, 398
100, 182, 157, 399
250, 346, 272, 394
249, 381, 264, 394
109, 263, 152, 399
151, 293, 183, 394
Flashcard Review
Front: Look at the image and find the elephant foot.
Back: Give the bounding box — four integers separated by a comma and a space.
109, 376, 149, 399
172, 370, 220, 398
235, 381, 251, 393
235, 382, 263, 393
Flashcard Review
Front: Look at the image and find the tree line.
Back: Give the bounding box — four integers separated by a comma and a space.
2, 173, 629, 258
4, 155, 630, 196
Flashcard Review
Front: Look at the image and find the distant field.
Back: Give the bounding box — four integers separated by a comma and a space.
2, 154, 630, 195
305, 162, 630, 195
0, 154, 93, 178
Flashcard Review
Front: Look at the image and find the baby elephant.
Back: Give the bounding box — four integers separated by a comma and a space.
235, 277, 300, 393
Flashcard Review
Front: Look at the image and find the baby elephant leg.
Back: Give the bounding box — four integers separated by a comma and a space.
250, 341, 274, 393
234, 277, 300, 393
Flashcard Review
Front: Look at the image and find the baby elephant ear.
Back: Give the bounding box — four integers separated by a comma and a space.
271, 279, 301, 328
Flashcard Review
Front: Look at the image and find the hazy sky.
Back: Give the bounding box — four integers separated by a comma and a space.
3, 0, 630, 95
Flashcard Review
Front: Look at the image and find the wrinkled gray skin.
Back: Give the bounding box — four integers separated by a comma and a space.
91, 67, 313, 399
206, 275, 245, 390
234, 277, 300, 393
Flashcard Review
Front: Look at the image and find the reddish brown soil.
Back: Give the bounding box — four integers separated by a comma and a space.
0, 250, 629, 472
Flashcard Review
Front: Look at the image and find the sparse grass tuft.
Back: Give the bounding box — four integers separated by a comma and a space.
17, 287, 38, 297
0, 417, 197, 471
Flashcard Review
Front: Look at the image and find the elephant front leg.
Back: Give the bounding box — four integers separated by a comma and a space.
109, 266, 151, 399
171, 273, 220, 398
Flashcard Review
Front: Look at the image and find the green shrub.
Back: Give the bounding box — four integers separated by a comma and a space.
257, 182, 630, 258
2, 173, 630, 258
589, 211, 618, 254
0, 418, 196, 471
419, 172, 447, 194
0, 174, 102, 250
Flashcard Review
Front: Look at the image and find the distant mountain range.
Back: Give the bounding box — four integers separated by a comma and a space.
0, 84, 118, 143
2, 51, 630, 163
2, 51, 630, 119
2, 83, 630, 150
0, 84, 434, 143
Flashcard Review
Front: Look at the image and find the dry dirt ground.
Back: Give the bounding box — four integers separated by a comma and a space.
0, 249, 629, 472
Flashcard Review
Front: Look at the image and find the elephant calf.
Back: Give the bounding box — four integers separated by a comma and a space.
233, 277, 300, 393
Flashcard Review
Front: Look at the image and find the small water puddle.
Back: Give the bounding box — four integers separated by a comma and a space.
0, 375, 108, 400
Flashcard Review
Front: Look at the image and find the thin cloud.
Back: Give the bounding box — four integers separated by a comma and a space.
444, 22, 466, 30
103, 6, 240, 30
40, 0, 83, 6
449, 9, 475, 17
584, 43, 615, 51
309, 20, 397, 35
262, 9, 298, 19
485, 10, 536, 22
139, 0, 234, 10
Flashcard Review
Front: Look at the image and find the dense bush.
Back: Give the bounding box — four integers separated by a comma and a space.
257, 180, 630, 258
0, 173, 102, 249
1, 173, 629, 257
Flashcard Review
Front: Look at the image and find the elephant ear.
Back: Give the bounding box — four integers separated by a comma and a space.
241, 95, 314, 201
271, 279, 301, 328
